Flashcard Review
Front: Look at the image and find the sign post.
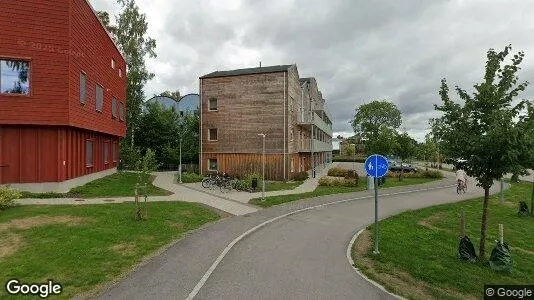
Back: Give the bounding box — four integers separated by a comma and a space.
364, 154, 389, 254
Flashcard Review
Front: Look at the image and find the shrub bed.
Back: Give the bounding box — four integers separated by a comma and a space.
387, 170, 444, 179
318, 177, 359, 187
179, 172, 204, 183
294, 171, 309, 181
0, 186, 22, 210
327, 167, 349, 177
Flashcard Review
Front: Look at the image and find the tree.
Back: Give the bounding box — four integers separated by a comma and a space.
351, 100, 402, 141
365, 128, 398, 156
96, 11, 117, 36
113, 0, 157, 149
515, 101, 534, 214
394, 132, 417, 181
136, 102, 180, 167
344, 144, 355, 157
160, 90, 181, 101
434, 45, 532, 259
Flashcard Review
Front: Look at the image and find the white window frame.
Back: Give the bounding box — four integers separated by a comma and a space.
119, 68, 122, 77
111, 59, 115, 69
208, 158, 218, 171
208, 128, 218, 141
208, 98, 218, 111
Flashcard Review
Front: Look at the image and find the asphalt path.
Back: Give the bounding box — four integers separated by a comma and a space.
100, 174, 502, 300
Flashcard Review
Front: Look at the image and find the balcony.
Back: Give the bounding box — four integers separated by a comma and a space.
293, 138, 332, 153
296, 110, 332, 135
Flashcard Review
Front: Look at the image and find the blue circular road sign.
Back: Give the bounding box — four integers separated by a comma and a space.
365, 154, 389, 178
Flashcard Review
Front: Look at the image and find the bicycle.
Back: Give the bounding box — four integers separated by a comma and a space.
209, 172, 233, 193
201, 173, 217, 188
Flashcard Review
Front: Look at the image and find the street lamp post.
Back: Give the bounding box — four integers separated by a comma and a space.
258, 133, 266, 201
179, 138, 182, 183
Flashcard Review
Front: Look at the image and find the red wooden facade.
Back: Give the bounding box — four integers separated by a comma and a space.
0, 0, 126, 184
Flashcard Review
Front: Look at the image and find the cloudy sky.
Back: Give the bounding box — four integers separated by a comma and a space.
91, 0, 534, 141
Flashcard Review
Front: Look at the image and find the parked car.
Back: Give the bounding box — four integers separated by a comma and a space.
388, 161, 418, 173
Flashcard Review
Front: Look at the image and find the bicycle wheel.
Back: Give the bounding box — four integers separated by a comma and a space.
221, 181, 232, 193
201, 178, 211, 188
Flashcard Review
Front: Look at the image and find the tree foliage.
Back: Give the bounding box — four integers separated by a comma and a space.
160, 90, 181, 100
351, 100, 402, 141
135, 103, 199, 168
365, 128, 398, 156
433, 45, 533, 259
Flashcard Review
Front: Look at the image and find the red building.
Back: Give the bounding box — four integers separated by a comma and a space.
0, 0, 127, 192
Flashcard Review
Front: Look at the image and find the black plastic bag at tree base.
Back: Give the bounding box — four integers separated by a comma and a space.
489, 242, 513, 272
518, 201, 529, 216
458, 235, 477, 262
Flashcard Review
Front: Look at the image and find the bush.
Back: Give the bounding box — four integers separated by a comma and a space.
0, 186, 22, 210
294, 171, 309, 181
328, 167, 349, 177
387, 170, 444, 179
244, 172, 263, 190
318, 177, 359, 187
332, 156, 366, 162
421, 170, 444, 178
345, 170, 359, 180
179, 172, 203, 183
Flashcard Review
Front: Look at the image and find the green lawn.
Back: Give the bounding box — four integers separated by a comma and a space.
352, 181, 534, 300
21, 172, 171, 199
249, 177, 439, 208
0, 201, 220, 299
264, 180, 303, 192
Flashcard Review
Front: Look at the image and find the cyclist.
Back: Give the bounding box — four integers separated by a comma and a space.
456, 169, 468, 191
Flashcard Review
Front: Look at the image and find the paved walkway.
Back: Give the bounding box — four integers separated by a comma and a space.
15, 172, 258, 216
182, 162, 337, 203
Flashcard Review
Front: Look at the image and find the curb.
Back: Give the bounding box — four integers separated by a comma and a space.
346, 228, 406, 300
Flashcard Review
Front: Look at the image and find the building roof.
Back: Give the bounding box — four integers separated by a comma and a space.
200, 64, 294, 79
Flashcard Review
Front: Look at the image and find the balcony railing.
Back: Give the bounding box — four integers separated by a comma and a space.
293, 138, 332, 152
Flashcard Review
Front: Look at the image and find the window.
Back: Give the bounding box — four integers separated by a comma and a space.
104, 141, 109, 164
208, 158, 218, 171
85, 140, 93, 167
79, 72, 86, 104
119, 68, 122, 77
208, 98, 218, 111
96, 84, 104, 112
119, 102, 125, 121
112, 98, 118, 118
291, 158, 295, 173
208, 128, 218, 141
0, 59, 30, 95
111, 59, 115, 69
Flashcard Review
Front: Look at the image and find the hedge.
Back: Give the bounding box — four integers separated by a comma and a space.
318, 177, 359, 187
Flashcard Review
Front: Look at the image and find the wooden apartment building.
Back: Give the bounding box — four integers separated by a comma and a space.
199, 64, 333, 180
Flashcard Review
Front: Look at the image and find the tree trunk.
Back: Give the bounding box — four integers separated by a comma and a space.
399, 161, 404, 181
479, 187, 490, 260
531, 180, 534, 215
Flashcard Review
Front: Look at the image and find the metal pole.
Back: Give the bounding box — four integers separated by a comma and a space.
179, 138, 182, 183
373, 176, 379, 254
262, 135, 265, 201
500, 178, 504, 204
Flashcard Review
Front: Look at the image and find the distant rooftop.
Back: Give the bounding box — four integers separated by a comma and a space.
200, 64, 294, 79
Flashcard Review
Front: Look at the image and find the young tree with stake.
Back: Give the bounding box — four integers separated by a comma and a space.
434, 45, 533, 260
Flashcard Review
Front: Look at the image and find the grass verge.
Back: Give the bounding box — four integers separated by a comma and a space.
351, 181, 534, 300
264, 180, 303, 192
21, 172, 171, 199
0, 201, 220, 298
249, 177, 439, 208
